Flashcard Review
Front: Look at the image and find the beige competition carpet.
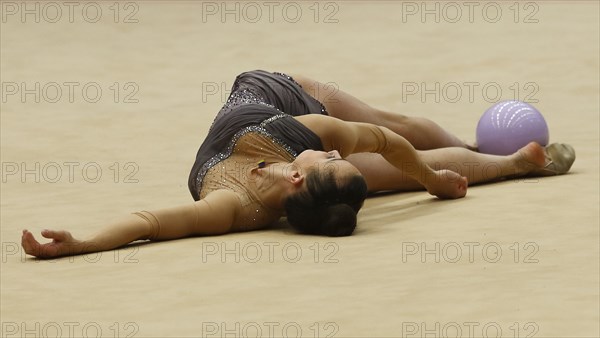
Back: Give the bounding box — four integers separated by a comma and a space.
1, 1, 598, 337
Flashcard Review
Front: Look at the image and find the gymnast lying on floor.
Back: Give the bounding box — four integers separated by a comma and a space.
21, 70, 575, 258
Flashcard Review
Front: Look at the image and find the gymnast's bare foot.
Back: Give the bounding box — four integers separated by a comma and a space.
515, 142, 576, 176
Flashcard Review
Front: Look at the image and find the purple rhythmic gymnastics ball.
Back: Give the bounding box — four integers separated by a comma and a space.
476, 101, 549, 155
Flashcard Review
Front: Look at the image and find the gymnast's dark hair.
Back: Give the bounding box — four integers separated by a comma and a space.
285, 169, 368, 236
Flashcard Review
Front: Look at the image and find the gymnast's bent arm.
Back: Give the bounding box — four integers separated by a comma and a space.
21, 189, 241, 258
297, 114, 468, 199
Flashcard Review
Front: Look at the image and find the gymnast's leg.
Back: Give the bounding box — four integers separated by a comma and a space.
347, 142, 545, 193
289, 73, 474, 151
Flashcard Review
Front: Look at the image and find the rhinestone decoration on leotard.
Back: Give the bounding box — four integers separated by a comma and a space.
195, 116, 298, 195
222, 88, 271, 111
259, 113, 288, 126
208, 88, 277, 133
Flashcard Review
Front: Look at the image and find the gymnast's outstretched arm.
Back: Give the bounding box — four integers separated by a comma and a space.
21, 189, 241, 258
296, 114, 468, 199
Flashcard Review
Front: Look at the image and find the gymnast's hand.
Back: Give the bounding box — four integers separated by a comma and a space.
425, 169, 468, 199
21, 229, 82, 258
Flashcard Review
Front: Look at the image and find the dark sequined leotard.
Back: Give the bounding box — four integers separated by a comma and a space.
187, 70, 328, 230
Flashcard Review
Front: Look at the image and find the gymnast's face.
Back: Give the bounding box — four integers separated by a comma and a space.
294, 150, 362, 181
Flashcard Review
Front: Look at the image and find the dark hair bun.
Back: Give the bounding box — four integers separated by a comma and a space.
321, 204, 357, 236
285, 170, 367, 237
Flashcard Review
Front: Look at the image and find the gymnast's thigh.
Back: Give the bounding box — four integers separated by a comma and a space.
287, 73, 399, 125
